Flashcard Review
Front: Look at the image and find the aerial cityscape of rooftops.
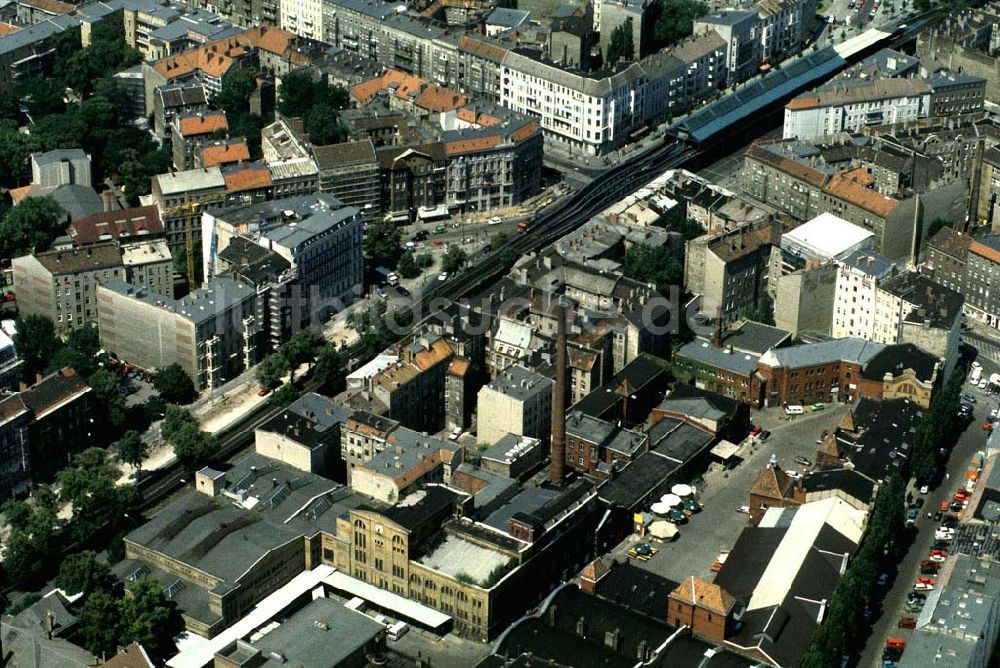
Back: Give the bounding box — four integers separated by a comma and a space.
1, 0, 1000, 665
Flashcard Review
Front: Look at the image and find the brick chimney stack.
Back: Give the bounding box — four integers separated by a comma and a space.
549, 301, 567, 486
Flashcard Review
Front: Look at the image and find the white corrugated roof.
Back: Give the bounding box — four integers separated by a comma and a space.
494, 319, 532, 348
324, 570, 451, 628
167, 564, 336, 668
749, 497, 866, 610
783, 212, 873, 259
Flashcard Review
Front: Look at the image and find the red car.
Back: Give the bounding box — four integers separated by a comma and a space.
919, 560, 940, 570
954, 490, 970, 501
749, 425, 763, 437
984, 421, 994, 431
258, 387, 272, 397
928, 550, 948, 562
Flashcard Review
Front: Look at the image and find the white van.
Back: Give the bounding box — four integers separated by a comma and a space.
785, 405, 804, 415
387, 621, 409, 641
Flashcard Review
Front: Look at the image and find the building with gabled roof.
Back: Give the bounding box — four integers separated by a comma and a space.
668, 575, 738, 644
715, 497, 864, 667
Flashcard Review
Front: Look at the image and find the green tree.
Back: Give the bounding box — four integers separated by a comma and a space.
269, 382, 300, 408
649, 0, 708, 51
277, 70, 319, 117
58, 447, 137, 542
282, 327, 326, 372
304, 103, 350, 145
171, 422, 219, 468
490, 231, 509, 248
2, 485, 62, 585
397, 251, 420, 278
153, 363, 196, 404
621, 243, 683, 294
121, 577, 184, 659
143, 395, 167, 423
313, 346, 345, 395
607, 18, 635, 64
441, 245, 468, 274
0, 196, 66, 258
161, 405, 196, 442
78, 589, 125, 657
0, 120, 41, 188
14, 315, 61, 379
88, 368, 127, 427
256, 352, 287, 389
117, 430, 148, 476
55, 551, 114, 596
672, 217, 705, 240
46, 345, 97, 378
415, 252, 434, 269
364, 218, 402, 269
214, 68, 257, 115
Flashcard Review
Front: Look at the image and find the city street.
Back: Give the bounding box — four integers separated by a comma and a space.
607, 404, 850, 585
857, 372, 993, 667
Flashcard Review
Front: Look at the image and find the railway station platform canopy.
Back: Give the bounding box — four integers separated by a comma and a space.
672, 29, 892, 145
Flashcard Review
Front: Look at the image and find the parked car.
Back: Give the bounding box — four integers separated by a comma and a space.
786, 470, 802, 480
758, 430, 771, 441
919, 484, 929, 494
908, 592, 927, 602
906, 507, 920, 520
396, 286, 410, 296
913, 581, 935, 591
962, 393, 977, 403
810, 403, 825, 412
877, 573, 890, 587
749, 425, 763, 437
438, 272, 448, 281
488, 216, 503, 225
258, 387, 272, 397
795, 456, 812, 467
448, 427, 462, 441
412, 230, 429, 241
898, 615, 916, 629
737, 505, 750, 514
932, 511, 943, 522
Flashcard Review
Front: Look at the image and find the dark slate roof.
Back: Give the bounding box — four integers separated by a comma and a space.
22, 368, 89, 415
650, 422, 716, 464
592, 563, 678, 619
597, 451, 680, 509
800, 468, 876, 505
379, 485, 465, 531
572, 353, 669, 420
722, 321, 791, 356
713, 527, 788, 603
660, 383, 739, 421
860, 342, 939, 383
840, 397, 922, 483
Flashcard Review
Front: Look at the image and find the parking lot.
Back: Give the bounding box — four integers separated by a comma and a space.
608, 404, 850, 585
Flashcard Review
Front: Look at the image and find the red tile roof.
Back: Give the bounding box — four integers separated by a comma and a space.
200, 140, 250, 167
178, 112, 228, 137
224, 167, 272, 193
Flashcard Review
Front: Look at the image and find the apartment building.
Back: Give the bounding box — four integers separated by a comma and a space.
312, 139, 380, 223
873, 271, 964, 375
741, 140, 950, 260
254, 392, 351, 477
476, 365, 553, 447
279, 0, 321, 40
97, 278, 259, 388
201, 193, 363, 324
171, 111, 229, 169
320, 0, 505, 102
151, 167, 227, 250
152, 82, 208, 138
599, 0, 649, 60
685, 224, 776, 325
831, 249, 896, 339
783, 79, 931, 141
12, 242, 173, 334
350, 428, 462, 503
925, 70, 987, 115
0, 367, 94, 496
500, 51, 646, 156
965, 235, 1000, 328
924, 225, 972, 294
0, 15, 80, 89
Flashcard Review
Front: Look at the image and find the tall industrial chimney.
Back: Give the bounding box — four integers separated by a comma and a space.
549, 301, 568, 486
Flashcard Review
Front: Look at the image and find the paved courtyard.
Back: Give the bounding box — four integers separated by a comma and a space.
606, 404, 851, 585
